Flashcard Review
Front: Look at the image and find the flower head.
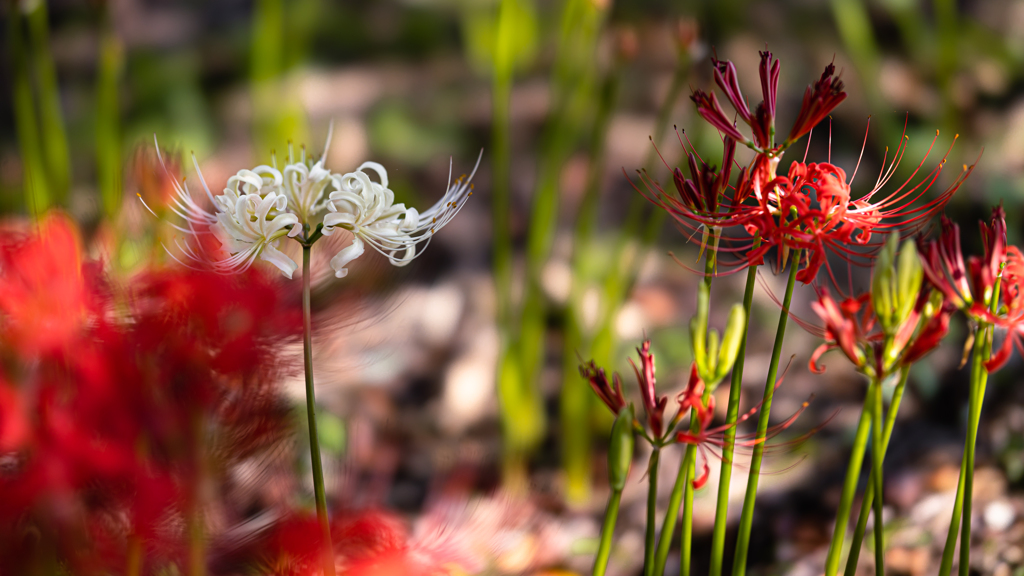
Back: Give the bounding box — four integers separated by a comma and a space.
0, 212, 93, 355
144, 130, 481, 280
637, 51, 972, 290
580, 338, 681, 443
675, 362, 813, 489
918, 206, 1006, 317
321, 156, 480, 278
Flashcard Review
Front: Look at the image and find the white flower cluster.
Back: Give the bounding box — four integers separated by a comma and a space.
145, 134, 480, 280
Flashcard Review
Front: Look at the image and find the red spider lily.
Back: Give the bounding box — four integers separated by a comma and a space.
579, 360, 627, 415
785, 61, 846, 145
0, 216, 299, 572
580, 339, 681, 442
809, 287, 953, 375
987, 245, 1024, 371
637, 51, 971, 288
919, 206, 1006, 318
0, 213, 95, 355
694, 52, 843, 153
629, 339, 669, 439
810, 290, 872, 373
252, 509, 457, 576
674, 362, 814, 489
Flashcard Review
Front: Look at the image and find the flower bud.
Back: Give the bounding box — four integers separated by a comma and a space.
714, 303, 746, 382
872, 234, 899, 331
608, 406, 635, 491
690, 283, 711, 378
896, 240, 923, 325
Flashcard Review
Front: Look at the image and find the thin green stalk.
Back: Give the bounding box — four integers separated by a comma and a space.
514, 0, 606, 469
644, 448, 662, 576
825, 387, 874, 575
710, 251, 760, 576
680, 451, 696, 576
593, 489, 623, 576
96, 26, 123, 219
869, 377, 885, 575
562, 50, 625, 505
651, 243, 718, 576
844, 367, 910, 576
8, 9, 51, 216
938, 323, 991, 576
959, 324, 993, 576
732, 256, 799, 576
302, 245, 336, 576
492, 0, 536, 486
26, 0, 70, 203
938, 453, 968, 576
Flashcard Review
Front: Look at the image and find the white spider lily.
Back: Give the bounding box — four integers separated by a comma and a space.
321, 151, 482, 278
142, 129, 481, 281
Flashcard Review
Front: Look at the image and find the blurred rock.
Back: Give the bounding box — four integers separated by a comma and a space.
985, 500, 1016, 532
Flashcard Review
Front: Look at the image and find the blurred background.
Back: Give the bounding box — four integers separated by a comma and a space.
3, 0, 1024, 574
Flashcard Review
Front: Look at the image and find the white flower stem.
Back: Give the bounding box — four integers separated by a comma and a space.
302, 243, 336, 576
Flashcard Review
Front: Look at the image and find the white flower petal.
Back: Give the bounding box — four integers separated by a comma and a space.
330, 236, 365, 278
260, 242, 298, 279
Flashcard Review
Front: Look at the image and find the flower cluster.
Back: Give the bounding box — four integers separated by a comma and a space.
674, 364, 812, 489
918, 205, 1024, 371
809, 236, 954, 377
580, 339, 678, 442
144, 136, 481, 279
0, 213, 299, 572
635, 51, 973, 287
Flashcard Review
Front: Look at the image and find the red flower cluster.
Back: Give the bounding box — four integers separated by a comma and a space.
0, 213, 299, 573
809, 288, 952, 376
635, 51, 973, 287
581, 339, 680, 442
674, 363, 813, 489
919, 205, 1024, 372
247, 509, 457, 576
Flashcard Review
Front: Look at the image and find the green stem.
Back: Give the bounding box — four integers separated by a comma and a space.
731, 255, 799, 576
844, 367, 910, 576
938, 453, 968, 576
26, 0, 71, 203
593, 489, 623, 576
302, 245, 336, 576
709, 252, 760, 576
681, 453, 696, 576
644, 448, 662, 576
938, 324, 988, 576
653, 434, 695, 576
826, 385, 875, 576
959, 324, 993, 576
870, 377, 885, 576
651, 240, 718, 576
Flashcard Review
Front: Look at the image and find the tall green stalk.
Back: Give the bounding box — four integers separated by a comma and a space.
25, 0, 70, 204
96, 26, 123, 219
937, 323, 993, 576
8, 9, 51, 216
732, 256, 799, 576
844, 367, 910, 576
644, 448, 662, 576
492, 0, 542, 487
302, 245, 336, 576
561, 50, 625, 505
869, 377, 886, 575
710, 256, 760, 576
825, 391, 875, 575
652, 242, 717, 576
959, 323, 994, 576
593, 489, 623, 576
